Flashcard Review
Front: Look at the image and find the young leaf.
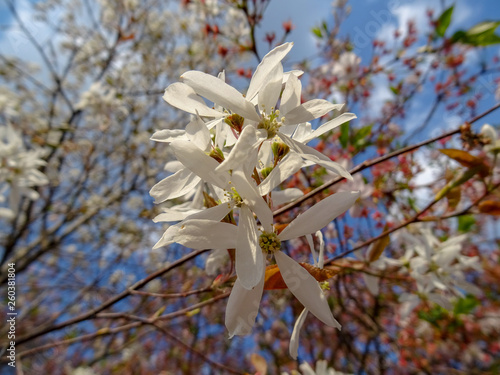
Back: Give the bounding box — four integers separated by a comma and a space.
312, 27, 323, 38
367, 232, 390, 262
478, 200, 500, 215
436, 6, 454, 37
458, 215, 476, 233
439, 148, 489, 177
453, 295, 479, 316
339, 121, 349, 149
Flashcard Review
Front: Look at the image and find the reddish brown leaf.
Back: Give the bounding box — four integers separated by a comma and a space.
263, 263, 340, 290
478, 200, 500, 215
439, 149, 489, 177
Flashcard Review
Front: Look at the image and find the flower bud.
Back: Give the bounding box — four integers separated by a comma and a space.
224, 114, 245, 133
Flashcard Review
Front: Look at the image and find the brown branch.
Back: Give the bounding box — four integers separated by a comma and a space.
327, 172, 500, 264
15, 248, 210, 346
273, 101, 500, 218
152, 322, 244, 374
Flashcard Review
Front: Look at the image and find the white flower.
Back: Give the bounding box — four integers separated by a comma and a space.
480, 124, 500, 155
225, 191, 359, 337
0, 124, 48, 219
331, 52, 360, 86
163, 43, 354, 180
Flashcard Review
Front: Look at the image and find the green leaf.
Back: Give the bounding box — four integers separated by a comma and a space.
312, 27, 323, 38
339, 121, 349, 149
418, 305, 447, 328
457, 214, 476, 233
390, 85, 400, 95
353, 124, 373, 151
468, 21, 500, 36
436, 5, 454, 37
453, 295, 479, 315
451, 21, 500, 46
435, 167, 479, 201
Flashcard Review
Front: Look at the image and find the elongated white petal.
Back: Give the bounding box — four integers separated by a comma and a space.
231, 170, 273, 232
270, 188, 303, 206
279, 191, 360, 241
171, 219, 237, 249
163, 82, 222, 118
284, 101, 343, 125
427, 293, 453, 311
150, 129, 187, 143
153, 209, 200, 223
275, 251, 341, 328
298, 112, 357, 144
181, 71, 260, 122
258, 153, 304, 196
215, 125, 265, 175
279, 124, 299, 137
186, 115, 211, 152
225, 263, 265, 337
280, 73, 302, 117
289, 308, 309, 359
153, 225, 176, 249
280, 134, 352, 180
149, 169, 200, 203
362, 273, 380, 296
283, 70, 304, 82
246, 42, 293, 102
170, 140, 230, 189
291, 122, 312, 143
180, 201, 233, 222
236, 206, 264, 289
258, 63, 283, 114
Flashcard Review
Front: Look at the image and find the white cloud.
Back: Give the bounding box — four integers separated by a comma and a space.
375, 0, 475, 44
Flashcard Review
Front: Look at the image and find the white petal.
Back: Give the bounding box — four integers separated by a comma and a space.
291, 122, 312, 143
215, 125, 265, 175
163, 82, 222, 118
153, 209, 200, 223
246, 42, 294, 102
279, 191, 360, 241
236, 206, 264, 289
186, 115, 211, 152
280, 134, 352, 180
283, 70, 304, 82
275, 251, 341, 329
258, 152, 304, 196
428, 293, 453, 311
153, 225, 176, 249
225, 263, 265, 337
298, 112, 357, 144
284, 100, 343, 125
289, 308, 309, 359
258, 63, 283, 114
149, 169, 200, 203
280, 73, 302, 116
362, 273, 380, 296
231, 170, 273, 232
170, 140, 230, 189
167, 202, 233, 223
171, 219, 237, 249
150, 129, 187, 143
181, 71, 260, 122
270, 188, 303, 206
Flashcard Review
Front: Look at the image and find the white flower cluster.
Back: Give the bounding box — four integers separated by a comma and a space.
385, 226, 482, 319
150, 43, 360, 338
0, 124, 48, 220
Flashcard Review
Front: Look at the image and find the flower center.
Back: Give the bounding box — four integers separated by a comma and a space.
230, 187, 243, 207
257, 109, 284, 139
259, 231, 281, 253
